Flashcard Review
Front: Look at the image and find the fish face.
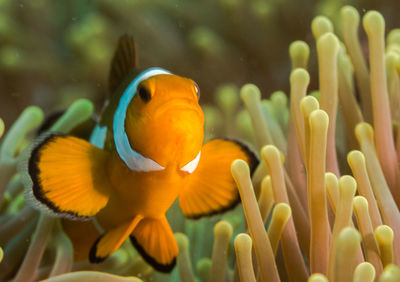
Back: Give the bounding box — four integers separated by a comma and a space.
124, 74, 204, 169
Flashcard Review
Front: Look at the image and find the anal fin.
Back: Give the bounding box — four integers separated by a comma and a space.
89, 215, 143, 263
62, 219, 100, 261
130, 216, 178, 273
179, 138, 258, 219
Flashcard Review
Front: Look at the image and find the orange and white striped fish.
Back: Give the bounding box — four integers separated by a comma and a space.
26, 35, 258, 272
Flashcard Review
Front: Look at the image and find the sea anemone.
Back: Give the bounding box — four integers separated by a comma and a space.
2, 3, 400, 282
227, 5, 400, 281
2, 0, 400, 125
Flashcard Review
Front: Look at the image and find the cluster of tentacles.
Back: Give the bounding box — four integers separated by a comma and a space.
2, 4, 400, 282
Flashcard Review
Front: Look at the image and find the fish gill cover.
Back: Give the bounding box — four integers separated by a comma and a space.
2, 0, 400, 281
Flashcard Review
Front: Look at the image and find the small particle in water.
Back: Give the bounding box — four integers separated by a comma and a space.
72, 17, 77, 21
19, 3, 24, 8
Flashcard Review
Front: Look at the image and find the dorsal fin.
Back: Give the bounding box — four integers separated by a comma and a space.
109, 34, 138, 95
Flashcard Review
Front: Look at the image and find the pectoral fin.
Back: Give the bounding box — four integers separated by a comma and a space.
28, 134, 111, 219
130, 216, 178, 273
89, 215, 143, 263
179, 138, 258, 219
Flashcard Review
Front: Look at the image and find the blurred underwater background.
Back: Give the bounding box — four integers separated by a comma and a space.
1, 0, 400, 127
3, 0, 400, 281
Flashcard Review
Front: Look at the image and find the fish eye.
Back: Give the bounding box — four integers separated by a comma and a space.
137, 85, 151, 103
194, 82, 200, 100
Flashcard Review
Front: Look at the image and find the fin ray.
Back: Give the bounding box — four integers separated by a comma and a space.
130, 216, 178, 272
90, 215, 143, 263
28, 134, 111, 219
109, 34, 138, 94
179, 138, 258, 219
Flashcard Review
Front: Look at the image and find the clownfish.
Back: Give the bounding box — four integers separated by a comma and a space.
26, 35, 258, 272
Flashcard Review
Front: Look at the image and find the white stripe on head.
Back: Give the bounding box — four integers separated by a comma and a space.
113, 67, 171, 171
180, 151, 201, 174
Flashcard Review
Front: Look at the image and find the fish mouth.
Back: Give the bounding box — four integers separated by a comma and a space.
154, 100, 201, 119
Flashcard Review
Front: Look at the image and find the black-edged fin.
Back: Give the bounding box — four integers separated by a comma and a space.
28, 134, 111, 219
130, 216, 178, 273
89, 216, 142, 263
62, 219, 101, 261
179, 138, 259, 219
109, 34, 138, 95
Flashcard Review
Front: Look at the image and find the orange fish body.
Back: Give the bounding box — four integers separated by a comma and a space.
97, 73, 204, 228
26, 35, 258, 272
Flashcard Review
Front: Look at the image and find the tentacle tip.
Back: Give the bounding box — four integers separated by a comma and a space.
340, 5, 359, 24
347, 150, 364, 165
317, 32, 340, 55
174, 232, 189, 251
363, 10, 385, 34
290, 68, 310, 86
355, 122, 374, 143
240, 84, 261, 102
312, 16, 334, 39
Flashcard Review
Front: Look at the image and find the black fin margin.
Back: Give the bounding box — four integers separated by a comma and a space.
89, 234, 108, 263
221, 137, 260, 175
185, 193, 241, 220
109, 34, 138, 95
185, 137, 259, 220
129, 235, 176, 273
28, 133, 89, 220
